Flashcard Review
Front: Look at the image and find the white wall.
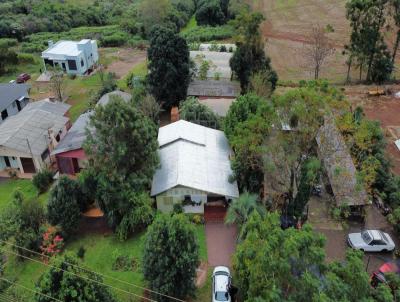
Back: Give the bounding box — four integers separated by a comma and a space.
155, 185, 208, 213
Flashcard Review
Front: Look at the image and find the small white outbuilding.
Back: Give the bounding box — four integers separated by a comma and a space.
151, 120, 239, 213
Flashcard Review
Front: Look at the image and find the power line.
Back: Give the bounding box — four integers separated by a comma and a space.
0, 292, 21, 302
0, 248, 155, 302
0, 240, 186, 302
0, 277, 62, 302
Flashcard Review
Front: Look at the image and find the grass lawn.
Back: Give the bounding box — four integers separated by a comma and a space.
0, 179, 41, 212
2, 221, 208, 301
117, 60, 148, 90
181, 15, 198, 33
0, 52, 42, 83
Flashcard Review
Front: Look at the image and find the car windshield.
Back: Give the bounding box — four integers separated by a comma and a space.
362, 231, 372, 243
215, 291, 229, 301
380, 231, 389, 243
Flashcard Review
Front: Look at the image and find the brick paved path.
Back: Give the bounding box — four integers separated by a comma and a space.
205, 222, 237, 267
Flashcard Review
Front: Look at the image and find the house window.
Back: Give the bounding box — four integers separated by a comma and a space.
164, 197, 173, 205
67, 60, 77, 71
81, 59, 84, 67
1, 109, 8, 121
41, 149, 50, 161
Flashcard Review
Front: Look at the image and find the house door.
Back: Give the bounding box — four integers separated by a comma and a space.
61, 63, 66, 71
20, 157, 36, 173
16, 100, 21, 111
4, 157, 10, 168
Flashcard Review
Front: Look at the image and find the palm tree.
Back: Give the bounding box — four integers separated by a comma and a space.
225, 192, 265, 228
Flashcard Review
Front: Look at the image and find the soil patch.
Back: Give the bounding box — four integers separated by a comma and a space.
105, 48, 146, 79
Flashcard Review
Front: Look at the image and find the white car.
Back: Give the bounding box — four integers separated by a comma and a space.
212, 266, 231, 302
348, 230, 395, 252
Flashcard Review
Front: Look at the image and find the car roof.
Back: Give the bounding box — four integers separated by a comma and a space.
367, 230, 384, 241
215, 274, 229, 291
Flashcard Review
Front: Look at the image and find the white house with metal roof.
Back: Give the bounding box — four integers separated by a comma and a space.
0, 100, 70, 175
151, 120, 239, 213
41, 39, 98, 75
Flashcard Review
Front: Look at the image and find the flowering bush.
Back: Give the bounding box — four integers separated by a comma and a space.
40, 227, 64, 261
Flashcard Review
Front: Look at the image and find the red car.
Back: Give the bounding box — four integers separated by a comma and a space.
371, 261, 400, 287
16, 73, 31, 83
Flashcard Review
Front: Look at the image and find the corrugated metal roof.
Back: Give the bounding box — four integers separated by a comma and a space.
0, 83, 30, 111
0, 109, 69, 156
23, 99, 70, 116
151, 120, 239, 198
190, 51, 233, 79
316, 115, 368, 206
51, 111, 92, 155
187, 80, 240, 97
96, 90, 132, 107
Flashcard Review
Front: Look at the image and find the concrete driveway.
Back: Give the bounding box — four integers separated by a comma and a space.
205, 222, 237, 267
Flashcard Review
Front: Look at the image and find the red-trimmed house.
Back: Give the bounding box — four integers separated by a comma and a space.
51, 111, 91, 175
51, 90, 132, 175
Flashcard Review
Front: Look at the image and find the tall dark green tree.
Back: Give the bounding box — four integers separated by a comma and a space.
391, 0, 400, 64
84, 96, 158, 239
35, 253, 116, 302
47, 176, 82, 237
195, 0, 225, 26
0, 42, 18, 75
147, 25, 190, 108
345, 0, 393, 82
230, 11, 278, 92
143, 214, 199, 301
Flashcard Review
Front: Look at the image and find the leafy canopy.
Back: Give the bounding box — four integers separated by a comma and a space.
147, 25, 190, 108
143, 214, 199, 301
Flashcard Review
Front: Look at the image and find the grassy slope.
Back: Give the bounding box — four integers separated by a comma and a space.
3, 213, 208, 301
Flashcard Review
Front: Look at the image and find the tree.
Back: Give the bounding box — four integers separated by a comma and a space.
137, 0, 171, 37
264, 85, 326, 213
84, 96, 158, 238
143, 214, 199, 301
391, 0, 400, 65
234, 212, 378, 301
195, 0, 225, 26
302, 24, 335, 79
345, 0, 393, 82
136, 94, 162, 125
0, 42, 17, 75
47, 176, 82, 237
35, 253, 116, 302
233, 212, 326, 302
225, 192, 265, 230
230, 11, 278, 92
147, 25, 190, 108
179, 97, 220, 129
0, 190, 45, 257
49, 68, 66, 102
224, 94, 274, 192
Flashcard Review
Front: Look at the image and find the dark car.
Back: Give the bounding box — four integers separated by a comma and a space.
371, 261, 400, 287
16, 73, 31, 83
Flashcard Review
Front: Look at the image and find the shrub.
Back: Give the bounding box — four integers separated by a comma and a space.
99, 33, 128, 47
40, 227, 64, 261
17, 53, 36, 64
32, 169, 53, 193
111, 249, 138, 271
181, 25, 234, 43
192, 214, 204, 225
173, 203, 184, 214
68, 74, 77, 80
76, 246, 86, 259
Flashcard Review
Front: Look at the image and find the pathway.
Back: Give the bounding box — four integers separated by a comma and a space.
205, 221, 237, 267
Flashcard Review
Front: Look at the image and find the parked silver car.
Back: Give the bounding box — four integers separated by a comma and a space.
212, 266, 231, 302
348, 230, 395, 252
